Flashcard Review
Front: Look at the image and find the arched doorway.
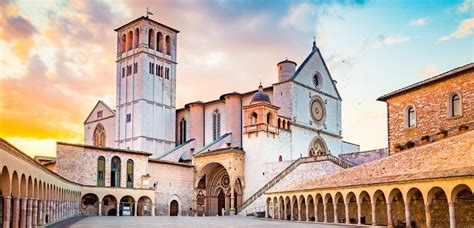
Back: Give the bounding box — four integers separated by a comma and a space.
170, 200, 179, 216
217, 190, 225, 216
119, 196, 135, 216
81, 193, 99, 216
138, 196, 152, 216
102, 195, 117, 216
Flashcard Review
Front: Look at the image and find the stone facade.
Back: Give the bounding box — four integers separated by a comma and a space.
379, 64, 473, 152
339, 148, 389, 166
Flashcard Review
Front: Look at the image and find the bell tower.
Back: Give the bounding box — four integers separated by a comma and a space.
114, 16, 179, 157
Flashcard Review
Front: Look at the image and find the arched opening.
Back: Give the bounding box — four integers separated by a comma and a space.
324, 194, 334, 223
284, 196, 291, 220
157, 32, 163, 52
309, 137, 328, 157
148, 29, 155, 49
111, 156, 121, 187
307, 195, 315, 221
278, 155, 282, 162
335, 192, 345, 223
266, 112, 273, 125
1, 166, 11, 226
165, 35, 171, 55
97, 156, 105, 186
266, 197, 272, 218
449, 93, 462, 117
291, 196, 298, 220
81, 193, 99, 216
251, 112, 258, 125
93, 123, 106, 147
452, 184, 473, 226
102, 195, 117, 216
271, 197, 277, 219
299, 195, 306, 221
406, 106, 416, 128
387, 189, 403, 226
119, 196, 135, 216
406, 188, 426, 227
427, 187, 449, 227
316, 195, 324, 222
346, 192, 358, 224
278, 118, 281, 129
137, 196, 152, 216
372, 190, 388, 226
121, 34, 126, 53
217, 190, 225, 216
126, 159, 134, 188
127, 31, 133, 51
359, 191, 372, 224
212, 110, 221, 140
279, 196, 284, 220
134, 28, 139, 48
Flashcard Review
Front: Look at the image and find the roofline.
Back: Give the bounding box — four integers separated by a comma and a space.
377, 62, 474, 101
148, 158, 194, 167
114, 16, 180, 33
83, 100, 115, 124
277, 59, 297, 66
57, 142, 153, 156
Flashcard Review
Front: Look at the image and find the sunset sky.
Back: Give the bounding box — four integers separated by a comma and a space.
1, 0, 473, 157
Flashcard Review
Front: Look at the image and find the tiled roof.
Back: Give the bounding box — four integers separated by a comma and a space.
269, 130, 474, 193
57, 142, 153, 156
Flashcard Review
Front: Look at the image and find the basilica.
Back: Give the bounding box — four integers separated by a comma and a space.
0, 15, 472, 228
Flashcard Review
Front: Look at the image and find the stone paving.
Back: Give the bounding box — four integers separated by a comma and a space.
60, 216, 365, 227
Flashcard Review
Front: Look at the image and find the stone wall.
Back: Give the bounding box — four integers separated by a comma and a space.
385, 69, 473, 152
339, 148, 388, 166
147, 160, 194, 216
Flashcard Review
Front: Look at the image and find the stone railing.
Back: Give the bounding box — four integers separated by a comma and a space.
243, 123, 278, 134
237, 157, 304, 214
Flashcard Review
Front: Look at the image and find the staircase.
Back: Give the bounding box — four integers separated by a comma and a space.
237, 154, 354, 214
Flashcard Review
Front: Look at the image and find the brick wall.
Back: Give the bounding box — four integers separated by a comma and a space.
385, 70, 473, 152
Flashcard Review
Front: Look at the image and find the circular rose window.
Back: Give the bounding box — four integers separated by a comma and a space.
310, 96, 326, 124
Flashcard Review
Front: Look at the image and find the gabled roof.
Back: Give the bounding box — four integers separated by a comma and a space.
83, 100, 115, 124
378, 62, 474, 101
156, 139, 195, 160
290, 47, 342, 100
114, 16, 180, 33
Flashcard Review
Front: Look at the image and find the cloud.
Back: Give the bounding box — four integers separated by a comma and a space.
280, 3, 316, 31
440, 18, 474, 41
1, 16, 37, 40
419, 65, 440, 79
373, 35, 410, 48
410, 18, 427, 26
457, 0, 473, 13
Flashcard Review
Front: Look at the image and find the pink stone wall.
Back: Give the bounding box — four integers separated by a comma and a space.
224, 95, 242, 148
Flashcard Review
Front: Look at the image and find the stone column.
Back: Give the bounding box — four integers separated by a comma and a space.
297, 202, 301, 221
448, 202, 455, 228
323, 203, 327, 223
98, 201, 102, 216
405, 201, 411, 228
117, 204, 120, 216
32, 199, 38, 227
425, 203, 431, 228
2, 196, 11, 228
134, 203, 138, 216
345, 203, 350, 224
152, 204, 156, 216
387, 202, 393, 228
334, 203, 338, 223
314, 200, 318, 222
20, 197, 27, 228
27, 198, 33, 227
13, 197, 20, 228
371, 202, 377, 226
290, 202, 294, 221
38, 200, 43, 225
305, 202, 309, 221
229, 185, 235, 216
357, 202, 362, 225
276, 202, 280, 220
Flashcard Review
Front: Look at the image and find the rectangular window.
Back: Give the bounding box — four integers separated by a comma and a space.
122, 68, 125, 78
149, 63, 151, 74
151, 63, 155, 75
156, 65, 159, 76
133, 63, 138, 74
97, 110, 103, 118
126, 113, 131, 123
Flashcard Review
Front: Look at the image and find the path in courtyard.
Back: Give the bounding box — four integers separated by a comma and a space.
64, 216, 367, 228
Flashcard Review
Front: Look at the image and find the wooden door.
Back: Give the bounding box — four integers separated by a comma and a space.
170, 200, 179, 216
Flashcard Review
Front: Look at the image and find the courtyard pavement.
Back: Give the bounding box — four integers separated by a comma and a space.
48, 216, 370, 228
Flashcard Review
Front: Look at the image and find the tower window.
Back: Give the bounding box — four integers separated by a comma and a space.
126, 113, 131, 123
156, 64, 159, 76
97, 110, 103, 118
157, 32, 163, 52
133, 63, 138, 74
122, 68, 125, 78
212, 110, 221, 140
179, 118, 186, 144
165, 35, 171, 55
406, 106, 416, 128
148, 29, 155, 49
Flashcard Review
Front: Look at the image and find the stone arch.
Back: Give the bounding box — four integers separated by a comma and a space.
451, 184, 473, 227
308, 136, 328, 157
1, 166, 10, 197
119, 195, 135, 216
427, 187, 449, 227
137, 196, 152, 216
291, 195, 298, 220
134, 28, 139, 48
27, 176, 33, 198
165, 35, 171, 55
121, 34, 126, 52
127, 30, 133, 51
20, 174, 27, 198
406, 187, 426, 227
372, 190, 386, 225
266, 197, 272, 218
334, 192, 345, 223
102, 195, 118, 216
278, 196, 284, 220
148, 29, 155, 49
387, 188, 404, 227
345, 192, 358, 224
315, 193, 324, 222
307, 195, 315, 221
157, 31, 163, 52
298, 195, 306, 221
358, 191, 374, 225
81, 193, 99, 216
324, 193, 334, 223
168, 194, 181, 216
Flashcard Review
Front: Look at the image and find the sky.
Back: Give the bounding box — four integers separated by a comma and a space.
0, 0, 473, 158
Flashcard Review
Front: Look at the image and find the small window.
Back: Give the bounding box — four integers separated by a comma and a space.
126, 113, 131, 123
97, 110, 103, 118
278, 155, 282, 162
122, 68, 125, 78
450, 94, 461, 117
407, 106, 415, 128
313, 72, 321, 88
133, 63, 138, 74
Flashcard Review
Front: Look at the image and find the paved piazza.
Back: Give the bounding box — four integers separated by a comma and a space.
64, 216, 362, 228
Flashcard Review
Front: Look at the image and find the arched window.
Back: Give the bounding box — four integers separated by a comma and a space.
450, 93, 461, 117
278, 118, 281, 129
309, 138, 327, 156
126, 159, 134, 188
266, 112, 273, 125
93, 124, 106, 147
148, 29, 155, 49
97, 156, 105, 187
121, 34, 126, 53
212, 110, 221, 140
127, 31, 133, 51
251, 112, 258, 125
278, 155, 282, 162
111, 156, 121, 187
165, 35, 171, 55
179, 118, 186, 145
134, 28, 139, 48
407, 106, 416, 128
157, 32, 163, 52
